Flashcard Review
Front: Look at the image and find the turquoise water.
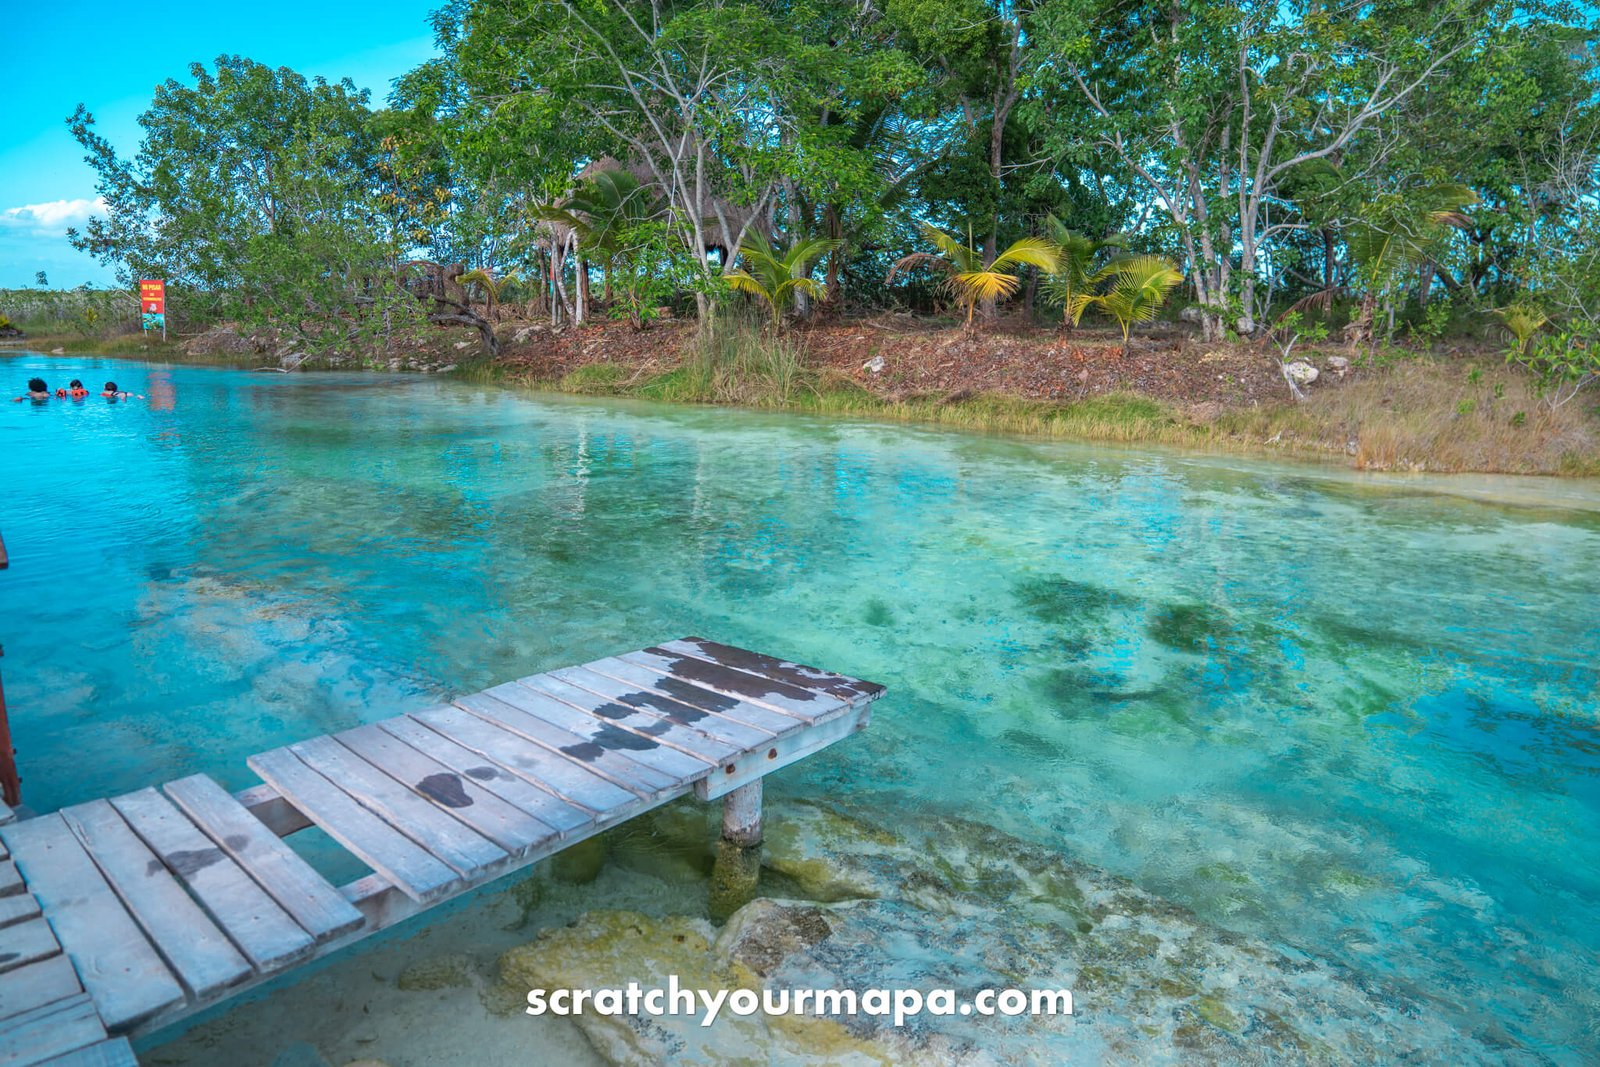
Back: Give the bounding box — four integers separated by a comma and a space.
2, 352, 1598, 1061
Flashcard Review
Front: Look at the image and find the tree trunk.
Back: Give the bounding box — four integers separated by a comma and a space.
575, 254, 589, 325
1416, 264, 1435, 306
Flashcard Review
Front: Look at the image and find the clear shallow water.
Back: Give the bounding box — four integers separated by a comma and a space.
2, 352, 1598, 1061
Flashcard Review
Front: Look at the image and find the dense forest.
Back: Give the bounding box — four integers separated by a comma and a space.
61, 0, 1600, 404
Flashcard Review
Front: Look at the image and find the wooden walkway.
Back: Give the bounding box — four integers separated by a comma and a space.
0, 638, 883, 1065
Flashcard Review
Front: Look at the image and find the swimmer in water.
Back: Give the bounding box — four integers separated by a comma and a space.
12, 377, 51, 402
55, 379, 90, 400
101, 381, 143, 400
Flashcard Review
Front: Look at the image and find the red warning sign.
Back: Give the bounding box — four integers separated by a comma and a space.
139, 279, 165, 315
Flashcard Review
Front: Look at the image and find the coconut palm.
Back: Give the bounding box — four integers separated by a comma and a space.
1494, 304, 1547, 357
458, 268, 504, 310
723, 232, 843, 328
1068, 255, 1184, 351
887, 223, 1060, 327
535, 169, 661, 258
1345, 183, 1476, 345
1041, 215, 1125, 328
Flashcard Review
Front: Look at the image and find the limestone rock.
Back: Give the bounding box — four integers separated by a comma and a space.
1324, 355, 1351, 378
1283, 361, 1319, 386
863, 355, 886, 374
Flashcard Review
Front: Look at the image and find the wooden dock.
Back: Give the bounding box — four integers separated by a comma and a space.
0, 637, 883, 1066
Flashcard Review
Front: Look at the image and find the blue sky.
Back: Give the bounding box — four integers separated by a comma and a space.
1, 1, 442, 289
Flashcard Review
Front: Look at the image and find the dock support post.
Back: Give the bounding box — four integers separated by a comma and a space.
722, 779, 763, 847
709, 779, 763, 921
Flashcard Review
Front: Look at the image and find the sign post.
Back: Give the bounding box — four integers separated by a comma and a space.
139, 279, 166, 341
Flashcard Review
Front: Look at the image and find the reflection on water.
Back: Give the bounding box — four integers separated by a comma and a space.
2, 351, 1598, 1060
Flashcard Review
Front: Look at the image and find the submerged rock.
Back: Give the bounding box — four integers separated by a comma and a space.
495, 802, 1513, 1064
395, 953, 473, 992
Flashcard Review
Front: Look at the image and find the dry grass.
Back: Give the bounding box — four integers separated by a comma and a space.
1217, 359, 1600, 475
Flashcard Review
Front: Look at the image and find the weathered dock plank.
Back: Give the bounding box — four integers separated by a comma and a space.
0, 896, 40, 932
580, 656, 799, 735
410, 705, 640, 814
334, 725, 558, 856
0, 994, 106, 1066
162, 776, 364, 943
34, 1036, 138, 1067
617, 649, 842, 721
0, 816, 183, 1030
0, 955, 81, 1024
490, 681, 719, 780
377, 715, 591, 837
523, 670, 757, 758
61, 801, 252, 1001
547, 664, 777, 748
109, 788, 315, 975
451, 693, 679, 798
246, 749, 459, 905
286, 735, 510, 879
659, 637, 887, 704
0, 919, 59, 977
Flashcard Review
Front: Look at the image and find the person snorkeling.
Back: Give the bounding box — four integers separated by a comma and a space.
12, 377, 51, 402
55, 379, 90, 400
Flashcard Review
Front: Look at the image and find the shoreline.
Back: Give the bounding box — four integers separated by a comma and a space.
7, 321, 1599, 479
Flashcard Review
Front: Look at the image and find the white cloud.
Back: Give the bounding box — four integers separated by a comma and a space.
0, 197, 107, 234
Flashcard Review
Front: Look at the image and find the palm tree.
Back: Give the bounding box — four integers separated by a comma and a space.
458, 268, 505, 311
888, 223, 1059, 328
1041, 216, 1125, 329
536, 169, 664, 317
1494, 304, 1547, 357
1345, 183, 1476, 346
536, 169, 660, 256
1068, 255, 1184, 351
723, 232, 843, 328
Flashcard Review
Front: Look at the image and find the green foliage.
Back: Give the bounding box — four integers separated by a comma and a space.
1068, 256, 1183, 346
1348, 185, 1478, 293
48, 0, 1600, 360
888, 223, 1059, 326
68, 56, 420, 352
724, 233, 843, 328
1512, 327, 1600, 410
1041, 217, 1125, 326
72, 306, 101, 338
608, 218, 707, 327
1494, 304, 1548, 357
1407, 299, 1453, 345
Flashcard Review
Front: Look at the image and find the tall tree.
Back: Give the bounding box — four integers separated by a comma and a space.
1033, 0, 1491, 338
68, 57, 422, 351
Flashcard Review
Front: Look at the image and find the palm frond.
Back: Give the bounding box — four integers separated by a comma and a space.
724, 270, 766, 297
886, 251, 952, 284
990, 236, 1060, 274
919, 223, 980, 273
949, 271, 1021, 303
